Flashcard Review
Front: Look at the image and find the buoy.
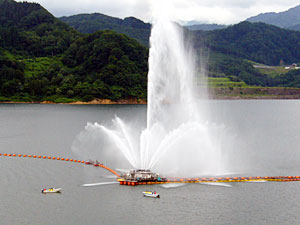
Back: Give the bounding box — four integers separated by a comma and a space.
52, 157, 56, 160
12, 154, 16, 157
18, 154, 22, 157
43, 156, 46, 159
57, 157, 60, 160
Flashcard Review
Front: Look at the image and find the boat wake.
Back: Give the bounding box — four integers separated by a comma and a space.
160, 183, 186, 188
200, 182, 232, 187
82, 181, 119, 187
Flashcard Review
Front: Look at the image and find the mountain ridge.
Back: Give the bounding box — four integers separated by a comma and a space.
59, 13, 151, 46
246, 4, 300, 30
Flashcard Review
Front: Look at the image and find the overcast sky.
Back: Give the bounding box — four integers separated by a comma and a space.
17, 0, 300, 24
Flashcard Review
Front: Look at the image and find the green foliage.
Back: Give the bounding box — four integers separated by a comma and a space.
269, 69, 300, 87
205, 77, 248, 88
0, 0, 148, 102
0, 0, 80, 56
62, 30, 148, 100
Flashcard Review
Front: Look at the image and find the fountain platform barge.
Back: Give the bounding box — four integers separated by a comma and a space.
118, 169, 167, 186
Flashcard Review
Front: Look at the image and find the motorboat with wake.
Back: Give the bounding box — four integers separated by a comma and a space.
41, 188, 62, 193
143, 191, 160, 198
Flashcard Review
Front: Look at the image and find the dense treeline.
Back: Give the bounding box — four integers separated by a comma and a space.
270, 69, 300, 87
0, 54, 25, 97
0, 0, 148, 102
60, 31, 148, 101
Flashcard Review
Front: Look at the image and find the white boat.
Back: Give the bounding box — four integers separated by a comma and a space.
41, 188, 62, 193
143, 191, 160, 198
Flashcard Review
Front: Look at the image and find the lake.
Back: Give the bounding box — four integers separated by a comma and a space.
1, 101, 300, 225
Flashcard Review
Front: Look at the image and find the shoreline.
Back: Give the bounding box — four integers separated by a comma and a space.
0, 99, 147, 105
2, 95, 300, 105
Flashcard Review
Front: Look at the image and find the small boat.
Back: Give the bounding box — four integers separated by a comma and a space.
41, 188, 62, 193
143, 191, 160, 198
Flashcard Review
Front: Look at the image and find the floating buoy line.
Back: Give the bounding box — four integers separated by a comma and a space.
0, 152, 120, 177
1, 152, 300, 185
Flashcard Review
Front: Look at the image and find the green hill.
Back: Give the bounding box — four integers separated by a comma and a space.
195, 21, 300, 66
0, 0, 148, 102
0, 0, 79, 56
59, 13, 151, 46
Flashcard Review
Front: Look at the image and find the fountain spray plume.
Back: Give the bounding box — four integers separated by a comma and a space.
72, 1, 229, 177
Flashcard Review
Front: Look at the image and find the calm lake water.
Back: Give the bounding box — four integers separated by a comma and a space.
1, 101, 300, 225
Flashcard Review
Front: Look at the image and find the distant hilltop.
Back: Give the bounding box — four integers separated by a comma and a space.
246, 4, 300, 30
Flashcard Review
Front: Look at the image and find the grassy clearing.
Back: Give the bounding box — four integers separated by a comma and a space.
198, 77, 249, 88
22, 56, 63, 78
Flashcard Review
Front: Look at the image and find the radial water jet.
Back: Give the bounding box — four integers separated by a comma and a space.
72, 4, 230, 178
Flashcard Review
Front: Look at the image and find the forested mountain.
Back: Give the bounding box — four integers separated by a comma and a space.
246, 4, 300, 30
3, 0, 300, 102
0, 0, 148, 102
60, 11, 300, 66
0, 0, 79, 56
59, 13, 151, 46
194, 22, 300, 66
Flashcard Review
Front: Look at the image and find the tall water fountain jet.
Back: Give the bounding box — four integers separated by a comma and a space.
72, 5, 229, 177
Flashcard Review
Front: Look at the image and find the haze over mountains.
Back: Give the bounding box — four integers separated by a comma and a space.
184, 4, 300, 31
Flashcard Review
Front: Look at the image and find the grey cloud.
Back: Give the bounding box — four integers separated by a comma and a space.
16, 0, 300, 24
